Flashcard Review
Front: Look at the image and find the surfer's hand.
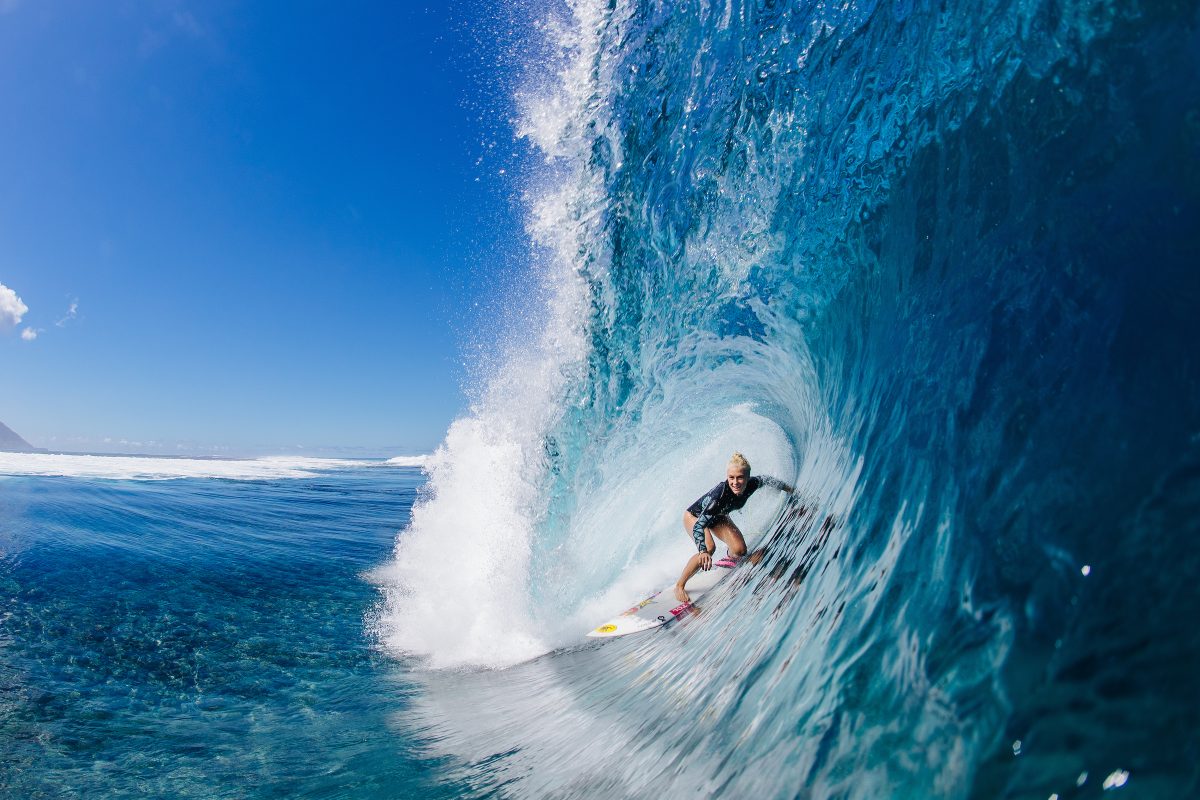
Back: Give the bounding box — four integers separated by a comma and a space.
674, 584, 691, 603
698, 552, 712, 571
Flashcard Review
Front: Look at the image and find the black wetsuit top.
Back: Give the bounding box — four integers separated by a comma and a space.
686, 475, 789, 552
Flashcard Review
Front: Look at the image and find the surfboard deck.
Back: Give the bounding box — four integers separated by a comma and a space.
586, 556, 742, 638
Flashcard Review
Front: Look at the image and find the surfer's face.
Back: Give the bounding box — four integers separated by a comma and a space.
727, 467, 749, 495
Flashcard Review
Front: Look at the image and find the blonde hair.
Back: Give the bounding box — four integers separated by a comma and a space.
727, 452, 751, 474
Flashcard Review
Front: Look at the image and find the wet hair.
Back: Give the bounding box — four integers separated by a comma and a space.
727, 452, 751, 474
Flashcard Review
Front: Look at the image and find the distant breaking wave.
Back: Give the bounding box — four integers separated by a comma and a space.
0, 452, 387, 481
384, 455, 430, 468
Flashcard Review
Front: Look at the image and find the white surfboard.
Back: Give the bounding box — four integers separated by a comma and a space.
586, 556, 742, 638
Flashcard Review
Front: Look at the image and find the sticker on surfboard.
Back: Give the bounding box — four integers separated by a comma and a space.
586, 557, 741, 639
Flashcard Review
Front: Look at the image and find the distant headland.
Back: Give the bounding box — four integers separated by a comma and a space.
0, 421, 40, 453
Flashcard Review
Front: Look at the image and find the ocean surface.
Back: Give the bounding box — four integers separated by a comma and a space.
0, 457, 461, 799
6, 0, 1200, 796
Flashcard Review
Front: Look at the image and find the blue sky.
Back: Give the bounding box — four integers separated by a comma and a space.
0, 1, 536, 457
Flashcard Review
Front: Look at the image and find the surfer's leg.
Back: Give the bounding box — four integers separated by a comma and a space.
678, 512, 715, 603
674, 553, 706, 603
710, 517, 747, 559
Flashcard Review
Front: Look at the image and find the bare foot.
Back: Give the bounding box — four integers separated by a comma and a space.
674, 584, 691, 603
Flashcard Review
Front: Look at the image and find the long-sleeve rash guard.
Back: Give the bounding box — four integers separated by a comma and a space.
686, 475, 790, 552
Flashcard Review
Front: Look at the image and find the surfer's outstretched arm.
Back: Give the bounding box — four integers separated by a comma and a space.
758, 475, 795, 493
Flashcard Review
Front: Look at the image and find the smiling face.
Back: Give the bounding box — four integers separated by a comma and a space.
726, 465, 750, 495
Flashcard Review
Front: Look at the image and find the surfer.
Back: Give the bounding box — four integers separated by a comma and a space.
675, 452, 793, 603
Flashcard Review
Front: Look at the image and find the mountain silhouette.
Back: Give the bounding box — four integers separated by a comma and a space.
0, 421, 37, 452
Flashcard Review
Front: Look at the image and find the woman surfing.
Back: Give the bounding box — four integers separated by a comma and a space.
675, 452, 793, 602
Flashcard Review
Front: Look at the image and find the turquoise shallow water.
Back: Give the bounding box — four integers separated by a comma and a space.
0, 464, 462, 799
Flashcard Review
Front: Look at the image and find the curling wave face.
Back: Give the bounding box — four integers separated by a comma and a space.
378, 0, 1200, 796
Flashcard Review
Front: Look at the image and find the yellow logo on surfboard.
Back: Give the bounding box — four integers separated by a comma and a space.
596, 624, 617, 634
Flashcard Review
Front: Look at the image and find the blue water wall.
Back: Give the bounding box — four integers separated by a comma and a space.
382, 0, 1200, 795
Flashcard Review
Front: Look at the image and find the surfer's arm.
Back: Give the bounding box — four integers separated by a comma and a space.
692, 507, 715, 553
758, 475, 794, 493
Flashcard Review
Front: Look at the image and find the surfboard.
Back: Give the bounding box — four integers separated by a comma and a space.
586, 556, 742, 638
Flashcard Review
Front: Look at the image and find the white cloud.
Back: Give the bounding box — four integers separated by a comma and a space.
0, 282, 29, 328
56, 299, 79, 327
20, 327, 38, 341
